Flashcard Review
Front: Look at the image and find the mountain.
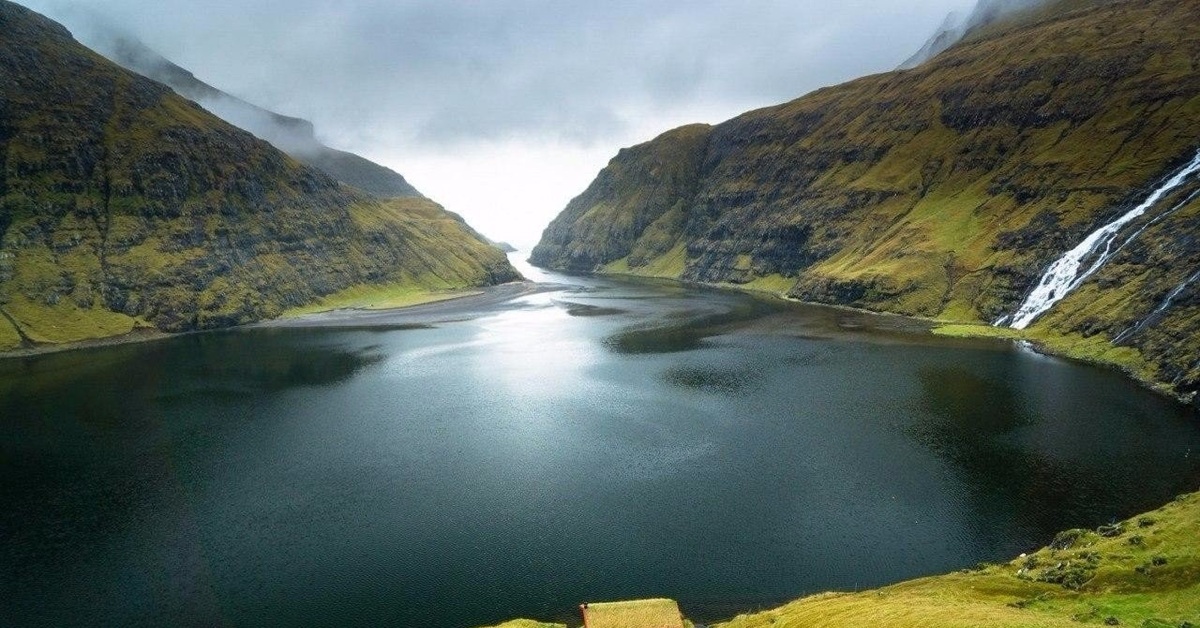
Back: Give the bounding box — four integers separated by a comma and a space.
89, 30, 422, 199
531, 0, 1200, 401
898, 0, 1050, 70
0, 0, 518, 352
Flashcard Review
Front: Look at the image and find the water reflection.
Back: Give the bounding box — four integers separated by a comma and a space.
603, 301, 774, 354
3, 257, 1200, 628
555, 300, 627, 317
171, 330, 386, 395
909, 363, 1200, 543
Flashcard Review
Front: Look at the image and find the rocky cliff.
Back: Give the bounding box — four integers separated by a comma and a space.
0, 0, 518, 352
531, 0, 1200, 400
97, 32, 424, 199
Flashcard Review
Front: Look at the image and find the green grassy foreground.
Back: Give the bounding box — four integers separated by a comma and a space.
719, 491, 1200, 628
481, 491, 1200, 628
581, 599, 685, 628
481, 621, 567, 628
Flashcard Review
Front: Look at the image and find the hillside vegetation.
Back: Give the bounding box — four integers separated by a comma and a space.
480, 491, 1200, 627
532, 0, 1200, 401
717, 491, 1200, 628
98, 33, 424, 199
0, 1, 518, 352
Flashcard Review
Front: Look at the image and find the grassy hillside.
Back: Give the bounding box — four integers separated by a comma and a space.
99, 33, 423, 199
479, 491, 1200, 628
531, 0, 1200, 401
0, 1, 518, 352
718, 491, 1200, 628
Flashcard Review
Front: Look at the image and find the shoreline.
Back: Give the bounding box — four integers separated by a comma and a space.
0, 281, 541, 361
566, 265, 1197, 409
256, 280, 545, 328
5, 265, 1198, 627
2, 263, 1193, 412
0, 325, 176, 360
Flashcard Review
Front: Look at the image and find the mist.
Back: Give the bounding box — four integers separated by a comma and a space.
17, 0, 985, 246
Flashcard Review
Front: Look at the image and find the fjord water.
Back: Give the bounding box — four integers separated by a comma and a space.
3, 256, 1199, 628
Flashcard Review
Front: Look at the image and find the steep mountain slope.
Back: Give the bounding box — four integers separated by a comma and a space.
898, 0, 1050, 69
532, 0, 1200, 401
97, 33, 423, 199
0, 1, 518, 352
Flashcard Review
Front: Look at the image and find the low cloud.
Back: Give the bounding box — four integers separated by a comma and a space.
21, 0, 974, 151
16, 0, 976, 243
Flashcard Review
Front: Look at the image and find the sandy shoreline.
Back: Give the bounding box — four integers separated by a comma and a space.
0, 281, 544, 360
254, 280, 548, 328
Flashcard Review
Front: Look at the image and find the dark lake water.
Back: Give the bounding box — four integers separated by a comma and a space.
3, 254, 1199, 628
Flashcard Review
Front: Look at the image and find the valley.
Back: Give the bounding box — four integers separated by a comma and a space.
2, 0, 1199, 626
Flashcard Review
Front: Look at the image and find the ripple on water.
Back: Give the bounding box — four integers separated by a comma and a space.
662, 365, 755, 396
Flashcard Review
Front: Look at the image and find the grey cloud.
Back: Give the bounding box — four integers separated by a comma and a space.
17, 0, 975, 152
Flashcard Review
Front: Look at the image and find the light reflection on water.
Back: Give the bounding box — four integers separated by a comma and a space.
1, 253, 1198, 628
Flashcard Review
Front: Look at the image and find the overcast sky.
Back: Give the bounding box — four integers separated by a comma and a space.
19, 0, 975, 246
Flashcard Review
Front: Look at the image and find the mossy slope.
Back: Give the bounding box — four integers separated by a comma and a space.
531, 0, 1200, 400
0, 1, 518, 352
478, 492, 1200, 628
717, 492, 1200, 628
99, 33, 423, 199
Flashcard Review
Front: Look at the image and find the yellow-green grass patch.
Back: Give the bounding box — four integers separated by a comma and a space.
582, 598, 685, 628
932, 322, 1026, 340
604, 243, 688, 279
718, 492, 1200, 628
0, 313, 24, 350
281, 281, 481, 317
739, 273, 798, 296
934, 321, 1162, 395
478, 620, 566, 628
2, 295, 137, 345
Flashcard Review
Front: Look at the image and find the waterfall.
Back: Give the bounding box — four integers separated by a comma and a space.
1001, 150, 1200, 330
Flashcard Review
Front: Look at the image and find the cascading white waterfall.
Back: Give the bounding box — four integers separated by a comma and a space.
1001, 149, 1200, 329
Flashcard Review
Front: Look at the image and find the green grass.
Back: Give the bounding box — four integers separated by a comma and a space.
932, 323, 1026, 340
0, 313, 24, 350
739, 273, 799, 296
582, 598, 685, 628
3, 295, 139, 344
933, 322, 1166, 396
282, 282, 481, 317
479, 621, 566, 628
717, 492, 1200, 628
477, 493, 1200, 628
603, 243, 689, 279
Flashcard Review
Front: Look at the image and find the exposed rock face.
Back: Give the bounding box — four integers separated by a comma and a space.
532, 0, 1200, 398
533, 124, 711, 273
0, 0, 518, 350
98, 32, 423, 199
